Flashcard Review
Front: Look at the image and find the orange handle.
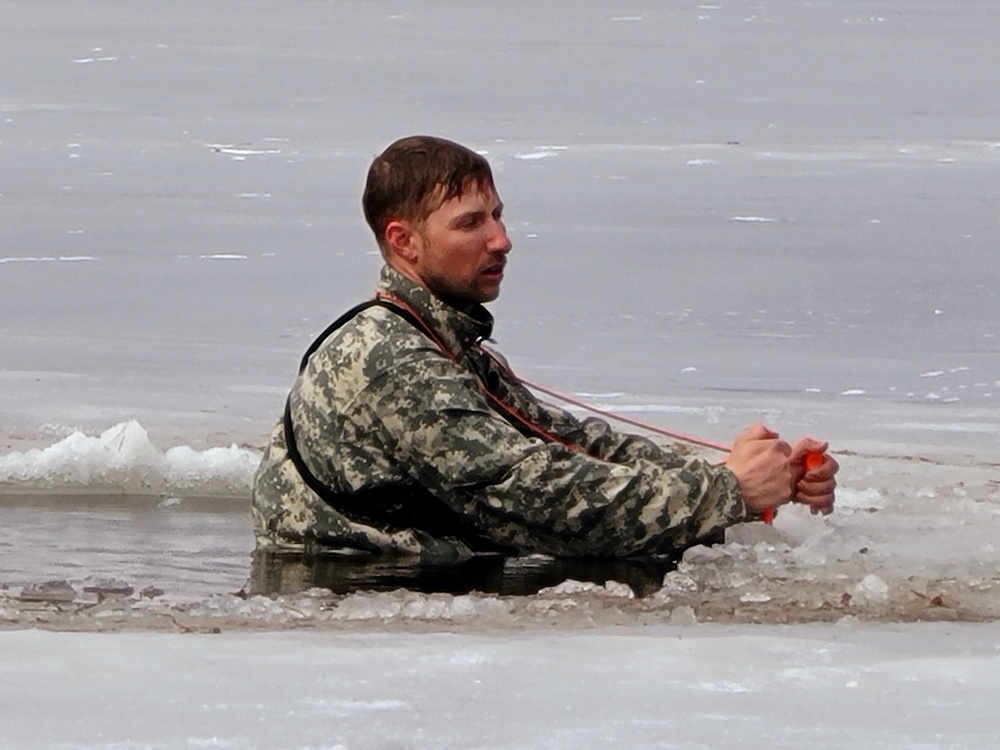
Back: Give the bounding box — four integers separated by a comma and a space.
804, 450, 825, 470
760, 450, 825, 524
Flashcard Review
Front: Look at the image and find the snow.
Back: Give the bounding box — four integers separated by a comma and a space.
2, 624, 1000, 749
0, 421, 259, 495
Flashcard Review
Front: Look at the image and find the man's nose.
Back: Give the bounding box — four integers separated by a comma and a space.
488, 218, 512, 253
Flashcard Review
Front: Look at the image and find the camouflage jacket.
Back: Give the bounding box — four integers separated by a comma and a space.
252, 265, 749, 558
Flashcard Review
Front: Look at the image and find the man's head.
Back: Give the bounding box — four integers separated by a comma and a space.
362, 135, 511, 309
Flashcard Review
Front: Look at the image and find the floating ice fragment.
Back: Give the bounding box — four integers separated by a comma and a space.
20, 580, 77, 603
186, 737, 239, 748
537, 579, 634, 599
0, 420, 259, 493
851, 574, 889, 605
686, 159, 718, 166
198, 254, 248, 260
514, 151, 558, 160
402, 597, 452, 619
838, 487, 885, 510
693, 681, 751, 693
921, 370, 944, 378
670, 605, 698, 625
83, 579, 134, 598
681, 366, 698, 373
730, 216, 776, 223
840, 389, 866, 396
220, 148, 279, 156
659, 571, 699, 596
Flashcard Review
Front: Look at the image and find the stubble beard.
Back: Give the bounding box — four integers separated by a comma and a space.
423, 270, 500, 311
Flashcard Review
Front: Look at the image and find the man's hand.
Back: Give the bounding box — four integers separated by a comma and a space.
725, 423, 795, 515
789, 438, 838, 515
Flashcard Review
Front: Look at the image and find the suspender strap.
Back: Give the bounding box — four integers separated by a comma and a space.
295, 299, 421, 374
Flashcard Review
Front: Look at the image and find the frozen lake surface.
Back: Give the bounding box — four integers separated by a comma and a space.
4, 624, 1000, 749
1, 2, 998, 745
1, 0, 997, 455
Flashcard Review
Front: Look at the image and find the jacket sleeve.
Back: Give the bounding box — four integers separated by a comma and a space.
356, 345, 748, 558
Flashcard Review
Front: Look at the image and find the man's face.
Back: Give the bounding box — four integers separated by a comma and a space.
407, 182, 511, 309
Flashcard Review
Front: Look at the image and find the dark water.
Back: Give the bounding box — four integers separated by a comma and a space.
249, 549, 677, 599
1, 494, 254, 597
1, 494, 676, 599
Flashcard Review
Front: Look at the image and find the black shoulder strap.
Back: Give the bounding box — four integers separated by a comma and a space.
284, 298, 405, 505
295, 299, 421, 374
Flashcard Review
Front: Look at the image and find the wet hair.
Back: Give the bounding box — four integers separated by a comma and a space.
362, 135, 495, 247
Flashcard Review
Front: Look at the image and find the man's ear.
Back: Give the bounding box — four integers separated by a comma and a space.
383, 219, 419, 263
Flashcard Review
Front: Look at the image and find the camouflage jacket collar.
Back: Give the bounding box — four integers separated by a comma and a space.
376, 265, 495, 356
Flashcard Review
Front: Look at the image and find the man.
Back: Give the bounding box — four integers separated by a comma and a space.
252, 135, 837, 561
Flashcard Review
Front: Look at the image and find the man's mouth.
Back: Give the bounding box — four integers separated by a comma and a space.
481, 263, 505, 278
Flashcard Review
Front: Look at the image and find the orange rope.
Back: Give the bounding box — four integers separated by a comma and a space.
516, 377, 730, 453
373, 292, 825, 525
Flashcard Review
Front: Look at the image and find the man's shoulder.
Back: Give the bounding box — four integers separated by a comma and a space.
307, 303, 448, 375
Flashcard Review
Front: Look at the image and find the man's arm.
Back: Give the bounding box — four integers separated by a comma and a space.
356, 351, 748, 557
